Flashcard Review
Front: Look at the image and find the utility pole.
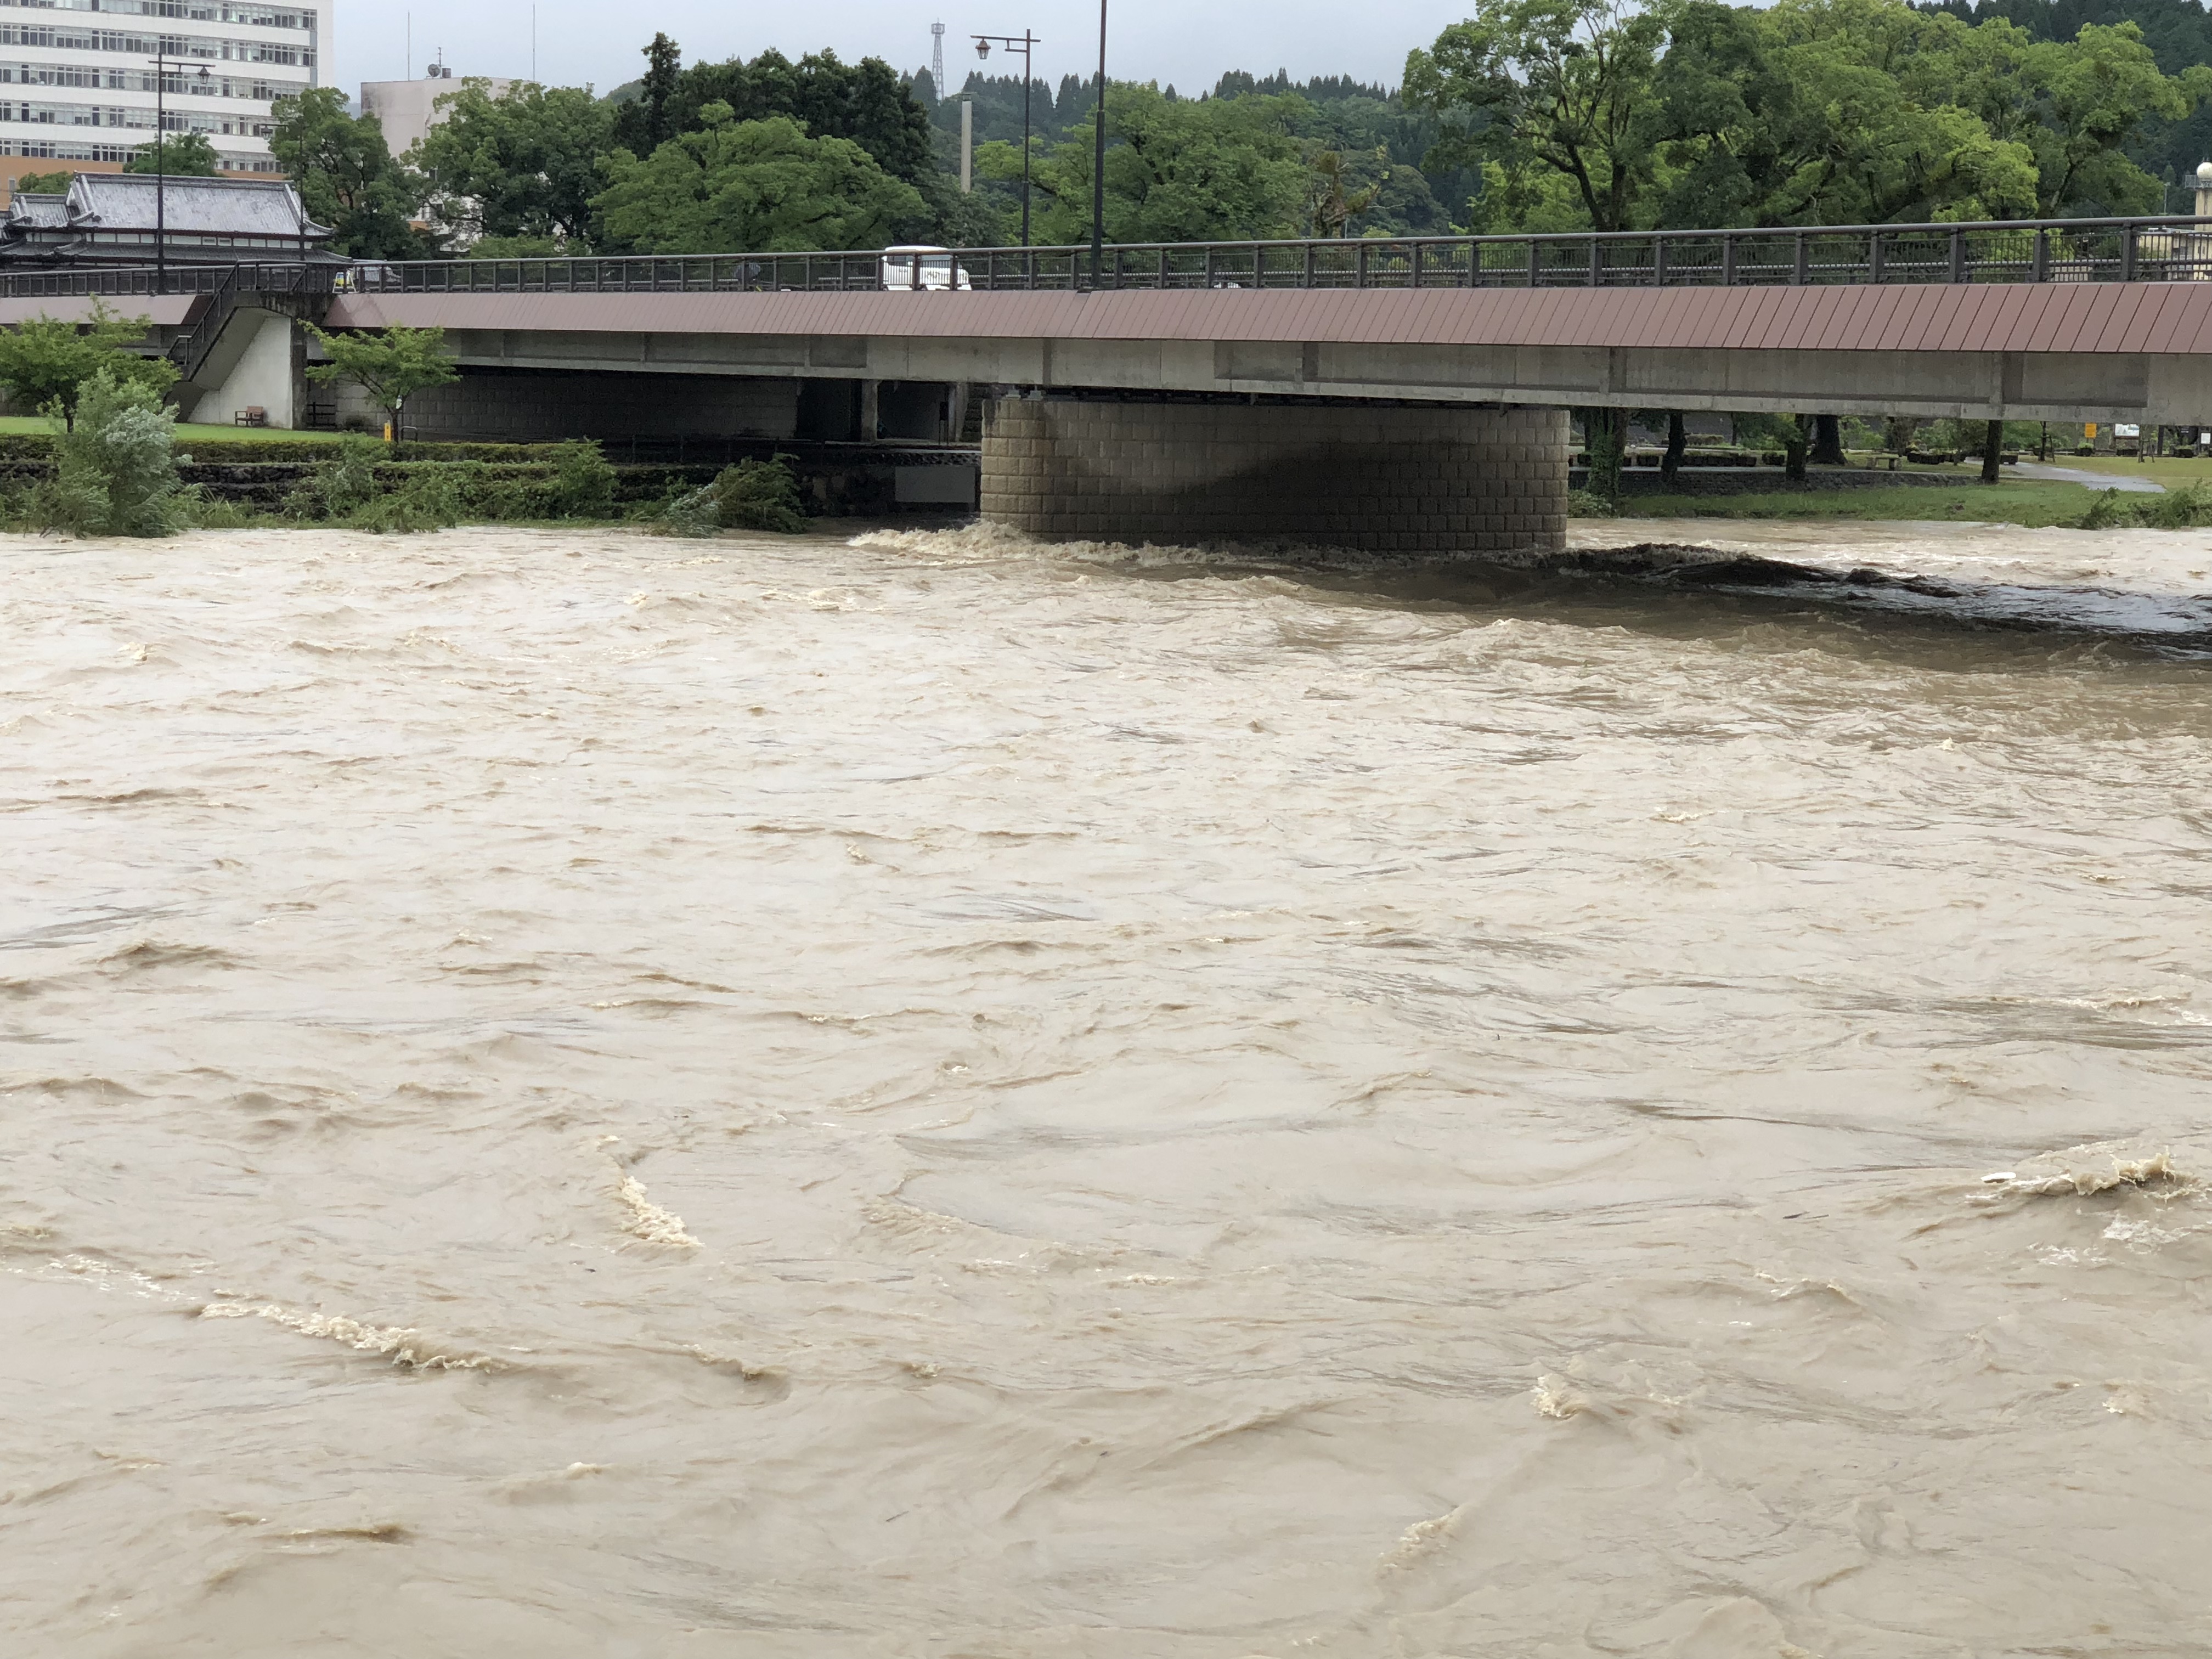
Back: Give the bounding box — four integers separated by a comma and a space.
1091, 0, 1107, 285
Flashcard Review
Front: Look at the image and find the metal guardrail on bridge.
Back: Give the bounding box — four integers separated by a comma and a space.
0, 262, 341, 302
346, 216, 2212, 296
5, 217, 2212, 312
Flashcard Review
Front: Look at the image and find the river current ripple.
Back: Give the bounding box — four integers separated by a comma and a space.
3, 521, 2209, 1657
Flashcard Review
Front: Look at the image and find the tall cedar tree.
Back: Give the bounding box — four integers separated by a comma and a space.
617, 33, 684, 155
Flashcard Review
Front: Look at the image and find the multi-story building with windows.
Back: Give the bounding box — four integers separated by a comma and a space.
0, 0, 325, 182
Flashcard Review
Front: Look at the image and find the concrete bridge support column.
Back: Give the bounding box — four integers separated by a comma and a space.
979, 397, 1567, 555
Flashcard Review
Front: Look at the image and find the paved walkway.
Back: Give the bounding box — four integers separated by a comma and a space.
2012, 462, 2166, 493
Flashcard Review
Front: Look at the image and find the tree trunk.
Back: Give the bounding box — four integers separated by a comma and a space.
1786, 415, 1810, 482
1661, 411, 1686, 483
1981, 417, 2003, 484
1581, 407, 1624, 501
1810, 413, 1847, 466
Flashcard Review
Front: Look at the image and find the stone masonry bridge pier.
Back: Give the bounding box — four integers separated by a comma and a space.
7, 216, 2212, 555
979, 398, 1567, 554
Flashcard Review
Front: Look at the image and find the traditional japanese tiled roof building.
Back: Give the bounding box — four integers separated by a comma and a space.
0, 172, 335, 266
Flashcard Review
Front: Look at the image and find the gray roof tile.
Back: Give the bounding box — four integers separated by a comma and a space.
65, 173, 332, 239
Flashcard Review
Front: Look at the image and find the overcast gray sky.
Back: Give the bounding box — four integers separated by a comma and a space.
334, 0, 1453, 100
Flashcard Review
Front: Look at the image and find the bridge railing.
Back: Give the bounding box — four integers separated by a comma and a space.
0, 262, 343, 301
343, 216, 2212, 296
4, 218, 2209, 304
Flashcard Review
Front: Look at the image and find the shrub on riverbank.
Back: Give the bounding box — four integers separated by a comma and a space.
274, 437, 625, 529
285, 434, 383, 520
27, 369, 190, 537
2079, 483, 2212, 529
651, 458, 808, 536
353, 468, 465, 533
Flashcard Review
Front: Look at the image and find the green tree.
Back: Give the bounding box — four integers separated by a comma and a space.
1405, 0, 1674, 232
9, 168, 76, 194
594, 107, 927, 253
124, 132, 221, 176
612, 31, 684, 156
1993, 22, 2209, 214
1413, 0, 2200, 232
0, 302, 176, 432
1304, 148, 1384, 236
412, 78, 617, 247
658, 49, 935, 183
270, 87, 437, 258
303, 323, 459, 434
979, 84, 1311, 243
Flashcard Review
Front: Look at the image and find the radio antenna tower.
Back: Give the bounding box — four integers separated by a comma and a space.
930, 21, 946, 99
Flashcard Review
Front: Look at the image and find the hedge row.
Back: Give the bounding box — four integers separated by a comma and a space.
0, 435, 594, 464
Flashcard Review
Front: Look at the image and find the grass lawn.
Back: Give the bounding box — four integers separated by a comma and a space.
0, 415, 337, 442
1604, 478, 2101, 528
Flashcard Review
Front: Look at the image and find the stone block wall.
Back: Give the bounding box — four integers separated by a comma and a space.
980, 398, 1567, 555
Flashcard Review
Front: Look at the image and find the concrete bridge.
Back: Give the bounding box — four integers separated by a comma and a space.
7, 217, 2212, 554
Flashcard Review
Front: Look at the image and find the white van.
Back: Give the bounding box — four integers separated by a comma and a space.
879, 245, 973, 291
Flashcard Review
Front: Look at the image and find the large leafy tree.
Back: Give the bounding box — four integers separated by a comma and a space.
1985, 21, 2209, 213
594, 108, 927, 252
412, 79, 616, 246
270, 88, 437, 257
1404, 0, 1674, 233
612, 38, 934, 185
1737, 0, 2044, 223
1412, 0, 2206, 230
669, 49, 936, 183
978, 84, 1312, 244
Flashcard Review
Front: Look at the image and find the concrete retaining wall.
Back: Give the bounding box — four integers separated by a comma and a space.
980, 398, 1567, 555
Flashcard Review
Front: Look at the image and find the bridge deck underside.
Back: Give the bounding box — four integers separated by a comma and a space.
315, 284, 2212, 424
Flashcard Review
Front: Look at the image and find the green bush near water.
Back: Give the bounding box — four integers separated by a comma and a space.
352, 468, 465, 534
652, 458, 809, 537
2078, 483, 2212, 529
26, 368, 191, 537
277, 436, 623, 531
284, 433, 385, 520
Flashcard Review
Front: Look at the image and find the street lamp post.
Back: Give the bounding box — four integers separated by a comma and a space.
971, 30, 1039, 247
153, 52, 167, 282
147, 54, 212, 284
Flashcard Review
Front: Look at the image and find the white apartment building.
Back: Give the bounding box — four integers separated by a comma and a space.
0, 0, 326, 178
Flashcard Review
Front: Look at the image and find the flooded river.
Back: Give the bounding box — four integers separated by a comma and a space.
4, 519, 2209, 1657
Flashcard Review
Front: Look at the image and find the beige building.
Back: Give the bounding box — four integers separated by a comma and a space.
359, 71, 511, 159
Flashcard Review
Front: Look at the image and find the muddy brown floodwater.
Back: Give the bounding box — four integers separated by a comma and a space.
3, 520, 2210, 1658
